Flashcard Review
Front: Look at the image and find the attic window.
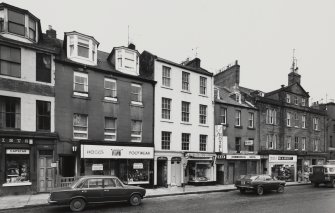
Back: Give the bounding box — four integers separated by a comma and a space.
236, 93, 241, 103
78, 37, 89, 58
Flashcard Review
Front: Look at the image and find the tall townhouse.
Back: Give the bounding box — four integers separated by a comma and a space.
253, 63, 327, 182
214, 61, 260, 185
55, 31, 155, 187
140, 52, 215, 187
0, 3, 59, 194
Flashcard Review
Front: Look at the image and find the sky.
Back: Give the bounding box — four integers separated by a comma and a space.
6, 0, 335, 103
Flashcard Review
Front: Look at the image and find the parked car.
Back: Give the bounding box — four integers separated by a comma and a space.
309, 165, 335, 187
48, 176, 146, 212
235, 174, 286, 195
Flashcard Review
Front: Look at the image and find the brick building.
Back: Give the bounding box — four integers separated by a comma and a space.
0, 3, 59, 194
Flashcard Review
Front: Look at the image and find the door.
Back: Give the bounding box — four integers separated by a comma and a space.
228, 163, 235, 184
216, 164, 224, 184
80, 178, 104, 203
157, 160, 167, 187
38, 155, 55, 192
103, 178, 128, 202
171, 158, 182, 186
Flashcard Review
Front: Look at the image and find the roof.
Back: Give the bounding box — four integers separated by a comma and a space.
265, 83, 309, 98
215, 86, 257, 109
65, 31, 100, 46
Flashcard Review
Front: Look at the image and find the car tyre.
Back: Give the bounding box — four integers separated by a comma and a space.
313, 182, 319, 187
129, 194, 142, 206
256, 186, 264, 196
239, 188, 246, 194
70, 198, 86, 212
277, 185, 284, 193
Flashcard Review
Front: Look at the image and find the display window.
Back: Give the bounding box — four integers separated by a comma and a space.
127, 159, 149, 184
188, 161, 213, 182
5, 150, 30, 185
271, 164, 295, 182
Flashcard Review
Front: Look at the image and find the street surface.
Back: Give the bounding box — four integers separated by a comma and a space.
1, 185, 335, 213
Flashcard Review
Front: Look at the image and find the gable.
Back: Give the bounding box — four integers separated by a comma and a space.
284, 83, 309, 97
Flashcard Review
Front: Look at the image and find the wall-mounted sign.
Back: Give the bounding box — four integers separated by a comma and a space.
226, 155, 260, 160
133, 163, 143, 169
1, 137, 30, 144
6, 149, 30, 154
245, 140, 254, 146
81, 145, 154, 159
185, 152, 216, 159
269, 155, 297, 163
51, 163, 58, 168
92, 164, 103, 171
215, 125, 227, 153
217, 155, 225, 160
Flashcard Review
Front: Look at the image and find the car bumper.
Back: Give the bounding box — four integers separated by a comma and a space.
48, 198, 59, 205
235, 185, 254, 190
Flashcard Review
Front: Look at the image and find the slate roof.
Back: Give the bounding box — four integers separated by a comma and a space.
215, 86, 256, 109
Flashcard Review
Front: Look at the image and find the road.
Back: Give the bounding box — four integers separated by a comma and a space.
1, 185, 335, 213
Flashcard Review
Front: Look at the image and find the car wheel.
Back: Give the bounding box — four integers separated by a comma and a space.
277, 185, 284, 193
256, 186, 264, 196
313, 182, 319, 187
239, 188, 246, 194
129, 194, 142, 206
70, 198, 86, 212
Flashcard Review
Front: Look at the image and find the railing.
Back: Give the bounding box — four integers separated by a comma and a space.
57, 176, 77, 188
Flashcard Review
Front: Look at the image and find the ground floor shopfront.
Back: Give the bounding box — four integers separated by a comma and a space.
154, 151, 216, 187
216, 154, 261, 185
261, 155, 297, 182
79, 143, 154, 186
0, 131, 57, 195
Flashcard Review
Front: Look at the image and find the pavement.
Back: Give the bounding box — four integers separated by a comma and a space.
0, 181, 310, 211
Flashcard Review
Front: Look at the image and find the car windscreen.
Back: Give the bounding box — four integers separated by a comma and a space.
313, 167, 324, 173
243, 175, 258, 180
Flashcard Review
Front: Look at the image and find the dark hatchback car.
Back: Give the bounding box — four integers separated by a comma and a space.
235, 174, 286, 195
48, 176, 146, 212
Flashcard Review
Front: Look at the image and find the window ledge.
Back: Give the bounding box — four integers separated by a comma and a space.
130, 101, 143, 107
234, 125, 243, 129
180, 122, 192, 126
199, 124, 209, 128
103, 99, 118, 104
3, 182, 32, 187
199, 94, 208, 98
72, 95, 90, 100
161, 86, 173, 90
104, 97, 118, 102
181, 90, 192, 94
161, 120, 174, 124
247, 127, 255, 130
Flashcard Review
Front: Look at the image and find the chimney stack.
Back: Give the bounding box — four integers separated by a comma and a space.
46, 25, 56, 39
128, 43, 136, 50
185, 58, 201, 69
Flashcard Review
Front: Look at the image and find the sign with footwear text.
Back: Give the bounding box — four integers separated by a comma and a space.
81, 145, 154, 159
269, 155, 297, 163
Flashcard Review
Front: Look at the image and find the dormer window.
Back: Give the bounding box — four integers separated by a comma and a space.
8, 10, 25, 36
65, 32, 99, 66
28, 18, 36, 40
109, 45, 139, 76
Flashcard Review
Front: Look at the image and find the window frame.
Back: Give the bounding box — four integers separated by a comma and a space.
73, 114, 88, 139
104, 117, 117, 141
294, 137, 299, 150
199, 104, 207, 124
73, 72, 88, 97
248, 112, 254, 128
161, 98, 171, 120
200, 76, 207, 95
182, 72, 190, 91
77, 37, 90, 58
131, 120, 142, 142
302, 115, 306, 128
7, 10, 25, 37
200, 134, 207, 151
162, 66, 171, 87
182, 133, 190, 151
235, 110, 241, 126
220, 107, 227, 125
181, 101, 190, 122
302, 137, 306, 151
287, 112, 291, 127
235, 137, 241, 152
104, 78, 117, 100
313, 117, 319, 131
36, 100, 51, 131
286, 94, 291, 103
0, 96, 21, 129
287, 136, 292, 150
161, 131, 171, 150
0, 45, 21, 78
131, 83, 142, 104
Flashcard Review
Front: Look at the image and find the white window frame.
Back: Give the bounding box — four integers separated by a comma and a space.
73, 114, 88, 139
182, 72, 190, 91
199, 134, 207, 151
301, 98, 306, 106
235, 110, 241, 126
248, 112, 254, 128
200, 76, 207, 95
104, 117, 116, 141
313, 117, 319, 130
162, 98, 171, 120
131, 120, 142, 142
199, 105, 207, 124
131, 83, 142, 105
220, 107, 227, 125
162, 66, 171, 87
267, 134, 277, 150
294, 137, 299, 150
77, 37, 90, 59
294, 113, 299, 127
181, 133, 190, 151
302, 115, 306, 128
181, 101, 190, 123
266, 109, 276, 125
302, 137, 306, 151
287, 136, 292, 150
287, 112, 291, 127
73, 72, 88, 97
104, 78, 117, 101
286, 94, 291, 103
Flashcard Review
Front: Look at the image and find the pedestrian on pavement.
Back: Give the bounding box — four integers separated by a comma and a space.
297, 170, 302, 183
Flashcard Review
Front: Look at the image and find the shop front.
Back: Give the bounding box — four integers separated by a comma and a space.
184, 152, 216, 185
80, 144, 154, 186
0, 134, 57, 195
268, 155, 297, 182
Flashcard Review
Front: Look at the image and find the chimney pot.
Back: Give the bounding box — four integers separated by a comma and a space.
46, 25, 56, 39
128, 43, 136, 50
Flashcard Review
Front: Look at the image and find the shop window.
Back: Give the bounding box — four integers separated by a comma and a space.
127, 159, 150, 184
181, 101, 190, 122
131, 84, 142, 104
5, 149, 30, 185
0, 96, 20, 129
200, 135, 207, 151
104, 117, 116, 141
271, 165, 295, 182
73, 114, 88, 139
162, 98, 171, 119
161, 131, 171, 150
188, 161, 213, 182
36, 53, 51, 83
36, 100, 51, 131
104, 78, 117, 100
73, 72, 88, 97
199, 105, 207, 124
131, 120, 142, 142
235, 137, 241, 153
0, 45, 21, 78
182, 133, 190, 151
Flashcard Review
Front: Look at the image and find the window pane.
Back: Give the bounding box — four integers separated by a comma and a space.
78, 46, 89, 58
36, 53, 51, 83
8, 22, 25, 36
8, 10, 25, 25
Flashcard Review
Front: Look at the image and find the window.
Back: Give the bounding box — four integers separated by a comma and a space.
181, 101, 190, 122
313, 139, 319, 151
83, 179, 103, 189
235, 110, 241, 126
131, 120, 142, 142
248, 112, 254, 128
182, 133, 190, 150
267, 134, 277, 150
162, 98, 171, 119
182, 72, 190, 91
199, 105, 207, 124
302, 137, 306, 150
235, 93, 241, 103
8, 10, 25, 36
287, 112, 291, 127
302, 115, 306, 128
294, 96, 298, 105
200, 77, 207, 95
247, 138, 254, 151
294, 137, 299, 150
294, 113, 299, 127
220, 107, 227, 124
131, 84, 142, 103
124, 50, 135, 69
105, 117, 116, 141
313, 118, 319, 130
302, 98, 306, 106
286, 94, 291, 103
200, 135, 207, 151
77, 37, 89, 58
28, 18, 36, 41
162, 66, 171, 87
36, 53, 51, 83
287, 136, 292, 150
73, 72, 88, 96
162, 131, 171, 150
5, 150, 30, 185
0, 45, 21, 78
36, 101, 51, 131
0, 96, 20, 129
104, 78, 117, 100
117, 50, 122, 67
73, 114, 88, 139
235, 137, 241, 153
266, 109, 277, 125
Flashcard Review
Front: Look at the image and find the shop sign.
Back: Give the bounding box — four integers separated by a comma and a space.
133, 163, 143, 169
245, 140, 254, 146
92, 164, 103, 171
81, 145, 154, 159
215, 125, 228, 153
1, 137, 30, 144
269, 155, 297, 163
226, 155, 260, 160
185, 152, 215, 159
216, 155, 225, 160
51, 163, 58, 168
6, 149, 30, 154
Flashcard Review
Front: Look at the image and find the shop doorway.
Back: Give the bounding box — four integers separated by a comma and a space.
249, 161, 257, 174
216, 164, 224, 184
171, 157, 181, 186
37, 150, 55, 192
157, 158, 167, 187
228, 163, 235, 184
59, 156, 75, 177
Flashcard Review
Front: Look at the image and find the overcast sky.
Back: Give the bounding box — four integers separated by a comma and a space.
7, 0, 335, 103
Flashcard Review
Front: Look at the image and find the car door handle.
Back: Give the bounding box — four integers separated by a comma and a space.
81, 190, 87, 193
